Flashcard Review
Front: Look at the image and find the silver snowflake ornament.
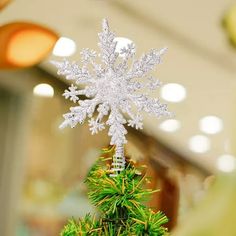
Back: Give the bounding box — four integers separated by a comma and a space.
52, 19, 171, 176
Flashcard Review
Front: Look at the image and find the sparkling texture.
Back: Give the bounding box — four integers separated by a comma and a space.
52, 19, 171, 175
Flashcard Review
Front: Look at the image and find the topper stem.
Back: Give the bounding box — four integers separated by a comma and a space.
110, 144, 125, 177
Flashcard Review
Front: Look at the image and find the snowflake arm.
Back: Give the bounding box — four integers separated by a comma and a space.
80, 48, 97, 64
98, 19, 119, 68
128, 47, 167, 79
107, 109, 127, 146
88, 118, 105, 134
51, 59, 94, 84
128, 114, 143, 130
114, 43, 136, 77
129, 94, 171, 118
146, 76, 162, 90
59, 106, 87, 129
80, 48, 105, 78
59, 98, 99, 129
88, 103, 110, 135
120, 43, 136, 59
63, 84, 81, 103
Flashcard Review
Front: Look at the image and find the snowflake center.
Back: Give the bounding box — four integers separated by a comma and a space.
97, 70, 128, 104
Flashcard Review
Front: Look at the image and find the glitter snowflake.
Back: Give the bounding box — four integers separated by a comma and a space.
52, 19, 171, 176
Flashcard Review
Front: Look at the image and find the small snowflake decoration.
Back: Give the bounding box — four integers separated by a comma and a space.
52, 19, 171, 176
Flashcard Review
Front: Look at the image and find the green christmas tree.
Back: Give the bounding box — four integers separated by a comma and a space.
61, 146, 168, 236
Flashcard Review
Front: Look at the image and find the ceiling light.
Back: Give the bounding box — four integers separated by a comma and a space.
199, 116, 223, 134
217, 154, 236, 173
33, 83, 54, 97
159, 119, 181, 132
114, 37, 133, 56
53, 37, 76, 57
188, 135, 211, 153
160, 83, 186, 102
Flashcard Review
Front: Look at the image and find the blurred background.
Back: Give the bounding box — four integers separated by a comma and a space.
1, 0, 236, 235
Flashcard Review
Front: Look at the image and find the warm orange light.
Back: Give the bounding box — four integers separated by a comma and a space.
7, 29, 57, 67
0, 0, 11, 10
0, 22, 58, 69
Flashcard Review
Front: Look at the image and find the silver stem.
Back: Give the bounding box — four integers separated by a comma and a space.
110, 144, 125, 177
